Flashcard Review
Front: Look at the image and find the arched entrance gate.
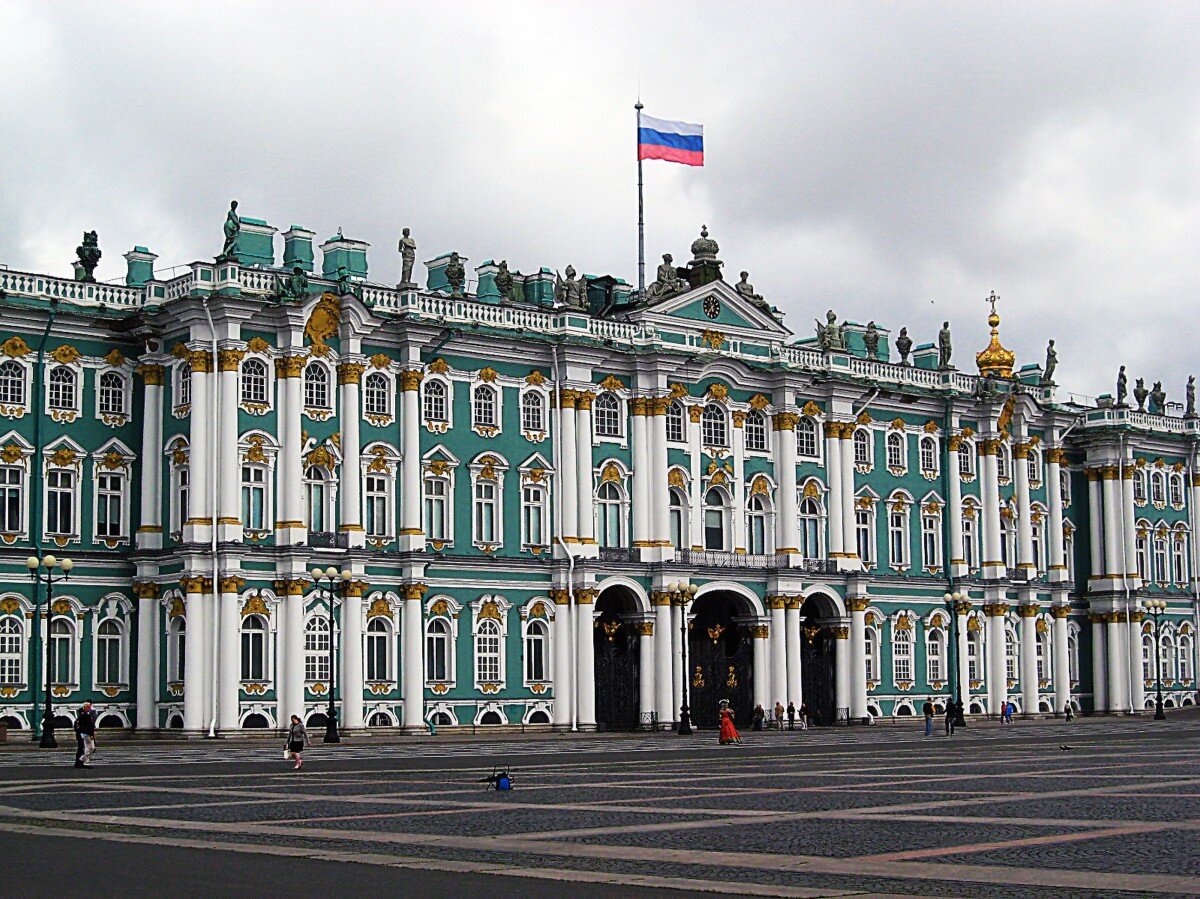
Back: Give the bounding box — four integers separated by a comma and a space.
593, 585, 642, 731
688, 590, 755, 729
799, 592, 839, 725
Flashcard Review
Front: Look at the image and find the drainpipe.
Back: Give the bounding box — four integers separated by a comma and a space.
202, 298, 220, 738
551, 342, 578, 731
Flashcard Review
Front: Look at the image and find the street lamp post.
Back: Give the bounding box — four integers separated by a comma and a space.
310, 565, 352, 744
942, 589, 967, 729
26, 555, 73, 748
1145, 598, 1167, 721
673, 581, 698, 736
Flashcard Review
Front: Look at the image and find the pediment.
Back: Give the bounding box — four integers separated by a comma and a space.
630, 280, 791, 340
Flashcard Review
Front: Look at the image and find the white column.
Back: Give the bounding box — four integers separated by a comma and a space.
630, 402, 650, 550
671, 598, 684, 712
182, 580, 207, 730
775, 415, 799, 556
1129, 610, 1146, 712
956, 602, 971, 708
136, 367, 164, 549
980, 443, 1004, 578
732, 414, 747, 552
1052, 604, 1071, 713
217, 583, 240, 731
1014, 444, 1035, 573
849, 598, 868, 720
399, 371, 424, 551
1121, 466, 1138, 584
653, 593, 673, 726
785, 598, 802, 707
649, 399, 672, 558
552, 592, 573, 727
575, 393, 596, 548
985, 603, 1007, 715
185, 352, 212, 542
283, 586, 306, 722
558, 393, 578, 546
834, 625, 850, 719
1019, 602, 1039, 714
338, 363, 364, 547
340, 585, 364, 729
637, 620, 655, 727
769, 597, 787, 706
135, 587, 157, 728
276, 356, 306, 539
840, 429, 857, 564
401, 585, 424, 731
576, 590, 597, 728
752, 624, 771, 712
947, 436, 966, 576
1102, 470, 1122, 579
688, 405, 703, 550
1087, 470, 1104, 581
1046, 450, 1066, 581
824, 422, 844, 558
216, 352, 241, 541
1091, 614, 1108, 713
1107, 612, 1125, 712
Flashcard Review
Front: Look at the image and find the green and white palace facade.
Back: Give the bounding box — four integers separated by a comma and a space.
0, 217, 1195, 736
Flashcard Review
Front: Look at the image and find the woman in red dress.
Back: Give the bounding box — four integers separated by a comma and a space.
718, 701, 742, 745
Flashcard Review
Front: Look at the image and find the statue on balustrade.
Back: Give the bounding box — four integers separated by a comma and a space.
1186, 376, 1195, 419
335, 265, 361, 300
1133, 377, 1148, 412
1116, 366, 1128, 406
646, 254, 685, 299
734, 270, 772, 314
274, 265, 309, 303
398, 227, 417, 286
217, 200, 240, 263
863, 321, 880, 358
495, 260, 514, 301
1041, 340, 1057, 384
1149, 381, 1167, 415
75, 231, 101, 283
895, 327, 913, 366
445, 252, 466, 297
937, 321, 952, 369
555, 265, 587, 310
815, 310, 846, 352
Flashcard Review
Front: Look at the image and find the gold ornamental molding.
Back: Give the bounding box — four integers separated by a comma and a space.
337, 361, 366, 384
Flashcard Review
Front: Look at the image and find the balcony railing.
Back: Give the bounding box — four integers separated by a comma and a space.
598, 546, 638, 563
307, 531, 350, 549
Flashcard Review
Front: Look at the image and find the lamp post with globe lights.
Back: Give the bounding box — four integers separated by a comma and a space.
942, 589, 967, 728
1144, 598, 1168, 721
310, 565, 352, 743
670, 581, 698, 735
27, 554, 73, 748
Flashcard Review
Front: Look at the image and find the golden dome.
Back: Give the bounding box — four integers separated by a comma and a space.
976, 295, 1016, 378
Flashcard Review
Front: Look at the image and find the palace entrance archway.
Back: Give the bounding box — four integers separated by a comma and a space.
799, 593, 838, 725
688, 591, 754, 728
593, 585, 642, 731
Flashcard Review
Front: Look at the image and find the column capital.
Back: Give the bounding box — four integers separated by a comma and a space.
558, 388, 579, 409
1050, 604, 1072, 619
550, 588, 570, 605
978, 439, 1001, 456
1128, 610, 1146, 623
636, 620, 655, 637
773, 411, 799, 431
650, 590, 671, 606
848, 596, 870, 613
136, 363, 165, 384
833, 625, 850, 639
217, 349, 245, 371
275, 355, 305, 379
576, 587, 598, 605
180, 575, 206, 594
399, 369, 424, 391
1017, 602, 1040, 618
648, 396, 672, 415
1013, 442, 1032, 460
630, 397, 649, 416
766, 594, 788, 610
272, 578, 306, 596
401, 582, 428, 601
337, 361, 367, 384
575, 391, 595, 411
954, 599, 973, 615
982, 602, 1009, 617
688, 404, 705, 423
343, 579, 370, 597
749, 623, 770, 639
186, 349, 213, 373
218, 576, 246, 594
132, 581, 160, 599
1046, 448, 1067, 465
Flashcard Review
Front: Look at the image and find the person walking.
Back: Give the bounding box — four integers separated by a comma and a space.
786, 702, 796, 731
73, 701, 96, 768
718, 701, 742, 745
798, 702, 810, 731
922, 699, 934, 737
1064, 703, 1074, 722
1004, 701, 1015, 724
774, 702, 784, 730
944, 699, 956, 735
752, 704, 765, 732
286, 715, 309, 770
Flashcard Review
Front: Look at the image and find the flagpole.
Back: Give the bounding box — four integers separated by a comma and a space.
635, 101, 645, 297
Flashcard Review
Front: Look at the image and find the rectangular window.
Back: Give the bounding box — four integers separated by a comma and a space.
365, 474, 389, 537
95, 472, 124, 539
921, 514, 940, 569
889, 511, 908, 567
0, 465, 22, 532
855, 510, 873, 566
177, 467, 190, 531
241, 465, 265, 530
424, 478, 448, 541
522, 485, 545, 547
47, 470, 74, 536
475, 481, 497, 544
893, 637, 912, 682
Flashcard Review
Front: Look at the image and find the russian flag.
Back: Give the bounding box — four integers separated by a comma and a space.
638, 114, 704, 166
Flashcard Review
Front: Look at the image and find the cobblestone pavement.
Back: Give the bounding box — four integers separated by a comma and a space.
1, 714, 1198, 897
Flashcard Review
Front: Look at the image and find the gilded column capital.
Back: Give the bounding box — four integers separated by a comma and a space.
785, 598, 802, 610
137, 363, 165, 385
978, 439, 1000, 456
217, 349, 245, 371
550, 588, 570, 605
650, 590, 671, 606
766, 594, 787, 610
649, 396, 672, 415
630, 397, 648, 416
1100, 465, 1119, 480
749, 624, 770, 639
187, 350, 213, 373
823, 420, 840, 439
179, 576, 205, 594
218, 576, 246, 594
833, 625, 850, 640
1050, 604, 1071, 619
731, 409, 747, 428
559, 389, 579, 409
982, 602, 1009, 617
848, 597, 870, 613
636, 621, 655, 637
132, 581, 160, 599
575, 391, 595, 411
1046, 448, 1067, 465
773, 411, 799, 431
1017, 602, 1040, 618
688, 404, 704, 423
275, 355, 306, 379
576, 587, 598, 605
953, 599, 973, 615
1128, 610, 1146, 623
399, 369, 424, 391
947, 434, 963, 452
273, 578, 306, 596
401, 583, 428, 601
1085, 467, 1101, 482
343, 579, 370, 597
337, 361, 367, 385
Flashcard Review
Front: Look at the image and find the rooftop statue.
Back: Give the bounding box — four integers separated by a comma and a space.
555, 265, 587, 310
75, 231, 101, 283
495, 260, 514, 301
863, 321, 880, 358
1187, 376, 1196, 419
274, 265, 309, 302
1041, 339, 1057, 384
1116, 366, 1128, 406
646, 253, 684, 299
445, 252, 466, 297
815, 310, 846, 352
398, 227, 417, 286
734, 271, 772, 314
1133, 377, 1148, 412
217, 200, 240, 263
938, 321, 952, 369
1150, 381, 1167, 415
335, 265, 361, 300
895, 327, 913, 366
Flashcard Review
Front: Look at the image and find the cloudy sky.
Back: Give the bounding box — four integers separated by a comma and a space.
2, 2, 1196, 401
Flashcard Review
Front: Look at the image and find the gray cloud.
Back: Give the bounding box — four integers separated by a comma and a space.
1, 1, 1197, 401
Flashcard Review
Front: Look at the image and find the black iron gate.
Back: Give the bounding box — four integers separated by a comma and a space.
801, 625, 836, 725
688, 623, 753, 729
594, 618, 640, 731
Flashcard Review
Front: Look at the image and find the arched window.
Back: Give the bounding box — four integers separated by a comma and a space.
423, 380, 447, 423
303, 363, 330, 410
701, 404, 727, 448
304, 616, 330, 682
525, 619, 548, 682
0, 361, 25, 406
888, 501, 910, 568
98, 371, 125, 416
1170, 472, 1185, 507
1171, 530, 1187, 582
521, 392, 545, 432
0, 617, 22, 685
703, 487, 729, 551
305, 466, 330, 533
425, 618, 451, 682
666, 400, 685, 442
1161, 634, 1177, 682
95, 619, 123, 685
747, 493, 772, 555
168, 616, 185, 682
473, 385, 497, 428
892, 624, 913, 683
886, 432, 906, 470
997, 444, 1011, 481
1136, 526, 1151, 580
959, 440, 975, 477
919, 436, 937, 475
240, 615, 266, 681
798, 496, 822, 560
1027, 448, 1041, 484
1036, 625, 1051, 682
1000, 515, 1013, 567
475, 618, 502, 683
668, 486, 687, 550
1067, 631, 1080, 683
854, 429, 871, 467
926, 626, 945, 683
1179, 635, 1194, 682
1151, 471, 1166, 506
864, 626, 880, 682
745, 411, 767, 452
366, 618, 392, 681
1142, 633, 1155, 682
594, 392, 621, 437
48, 367, 76, 410
50, 617, 74, 685
363, 372, 390, 417
796, 417, 818, 457
1004, 625, 1018, 682
177, 363, 191, 408
962, 503, 979, 571
1133, 470, 1147, 504
241, 359, 268, 405
597, 481, 625, 548
967, 622, 983, 683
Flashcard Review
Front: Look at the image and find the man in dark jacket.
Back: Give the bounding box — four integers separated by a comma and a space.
922, 699, 935, 737
73, 702, 96, 768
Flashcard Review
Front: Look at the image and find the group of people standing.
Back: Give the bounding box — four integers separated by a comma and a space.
922, 698, 966, 736
749, 701, 811, 731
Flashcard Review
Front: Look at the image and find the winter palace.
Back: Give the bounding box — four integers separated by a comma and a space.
0, 211, 1195, 738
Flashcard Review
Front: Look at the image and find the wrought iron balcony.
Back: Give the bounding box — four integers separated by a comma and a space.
307, 531, 350, 549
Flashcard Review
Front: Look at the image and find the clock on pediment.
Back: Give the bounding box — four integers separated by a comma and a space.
702, 296, 721, 319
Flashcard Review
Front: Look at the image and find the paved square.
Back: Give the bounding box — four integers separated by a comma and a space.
1, 715, 1198, 897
